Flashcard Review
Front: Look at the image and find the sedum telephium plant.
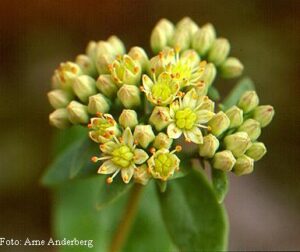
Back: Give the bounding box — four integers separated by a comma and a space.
45, 17, 274, 251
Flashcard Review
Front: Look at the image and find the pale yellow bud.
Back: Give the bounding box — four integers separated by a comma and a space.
49, 108, 70, 129
134, 125, 155, 149
199, 134, 220, 158
212, 150, 236, 172
153, 133, 173, 150
207, 38, 230, 66
118, 109, 138, 129
72, 75, 97, 103
47, 89, 72, 109
117, 84, 141, 108
87, 94, 110, 114
67, 101, 89, 124
233, 155, 254, 176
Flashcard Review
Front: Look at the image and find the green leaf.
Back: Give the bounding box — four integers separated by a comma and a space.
211, 169, 229, 203
158, 168, 229, 251
42, 136, 99, 186
222, 77, 255, 110
208, 86, 221, 101
96, 176, 133, 210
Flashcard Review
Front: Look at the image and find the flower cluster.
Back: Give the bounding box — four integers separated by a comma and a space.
47, 17, 274, 185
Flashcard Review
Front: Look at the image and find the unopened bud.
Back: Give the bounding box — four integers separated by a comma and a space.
72, 75, 97, 103
225, 105, 243, 128
56, 62, 82, 91
117, 84, 141, 108
75, 54, 97, 77
212, 150, 236, 172
180, 49, 200, 68
233, 155, 254, 176
170, 28, 190, 51
199, 134, 219, 158
134, 125, 155, 149
207, 38, 230, 66
199, 62, 217, 87
220, 57, 244, 79
110, 55, 142, 86
128, 46, 149, 72
238, 91, 259, 113
238, 119, 261, 141
246, 142, 267, 161
96, 74, 118, 98
176, 17, 198, 36
51, 73, 61, 89
96, 53, 115, 74
197, 97, 215, 111
47, 89, 72, 109
192, 23, 216, 56
134, 164, 151, 185
86, 41, 97, 61
150, 27, 168, 54
153, 133, 173, 150
157, 18, 175, 42
67, 101, 89, 124
253, 105, 275, 128
149, 106, 171, 131
118, 109, 138, 129
208, 111, 230, 136
49, 108, 70, 129
88, 94, 110, 114
224, 132, 252, 157
107, 35, 126, 55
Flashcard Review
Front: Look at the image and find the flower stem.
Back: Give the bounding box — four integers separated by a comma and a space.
109, 183, 144, 252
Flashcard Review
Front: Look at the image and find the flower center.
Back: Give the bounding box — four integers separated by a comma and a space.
175, 108, 197, 130
170, 62, 192, 85
111, 145, 134, 168
154, 153, 175, 177
151, 83, 172, 101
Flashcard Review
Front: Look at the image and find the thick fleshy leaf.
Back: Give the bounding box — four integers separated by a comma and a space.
42, 135, 99, 186
211, 168, 229, 203
96, 175, 133, 210
222, 77, 255, 110
158, 168, 229, 251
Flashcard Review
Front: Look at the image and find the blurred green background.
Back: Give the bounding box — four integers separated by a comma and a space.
0, 0, 299, 251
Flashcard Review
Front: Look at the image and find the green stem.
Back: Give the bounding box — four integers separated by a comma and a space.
109, 183, 144, 252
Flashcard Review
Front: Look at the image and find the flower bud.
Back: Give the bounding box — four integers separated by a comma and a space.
212, 150, 236, 172
150, 27, 168, 54
246, 142, 267, 161
96, 74, 118, 98
67, 101, 89, 124
107, 35, 126, 55
225, 105, 243, 128
110, 55, 142, 86
51, 73, 61, 89
208, 111, 230, 136
49, 108, 70, 129
134, 125, 155, 149
87, 94, 110, 115
96, 53, 115, 74
128, 46, 149, 72
199, 134, 220, 158
149, 106, 171, 131
96, 40, 116, 56
118, 109, 138, 129
197, 97, 215, 111
224, 132, 252, 157
72, 75, 97, 103
170, 28, 190, 51
233, 155, 254, 176
238, 119, 261, 141
238, 91, 259, 113
56, 62, 82, 91
75, 54, 97, 77
134, 164, 151, 185
157, 18, 174, 41
86, 41, 97, 61
176, 17, 198, 36
220, 57, 244, 79
253, 105, 275, 128
180, 49, 200, 68
47, 89, 72, 109
117, 84, 141, 108
153, 133, 173, 150
207, 38, 230, 66
192, 23, 216, 56
199, 62, 217, 87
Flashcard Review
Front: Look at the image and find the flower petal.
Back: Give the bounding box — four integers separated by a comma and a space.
134, 149, 149, 164
183, 88, 199, 109
170, 100, 180, 118
167, 123, 182, 139
122, 127, 134, 147
186, 127, 203, 144
197, 110, 215, 124
98, 160, 118, 174
142, 74, 153, 92
99, 141, 118, 153
121, 165, 135, 183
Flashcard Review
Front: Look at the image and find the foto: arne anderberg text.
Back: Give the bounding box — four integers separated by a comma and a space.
0, 237, 94, 248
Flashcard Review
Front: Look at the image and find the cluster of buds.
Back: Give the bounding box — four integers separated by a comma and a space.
48, 17, 275, 185
199, 90, 274, 175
